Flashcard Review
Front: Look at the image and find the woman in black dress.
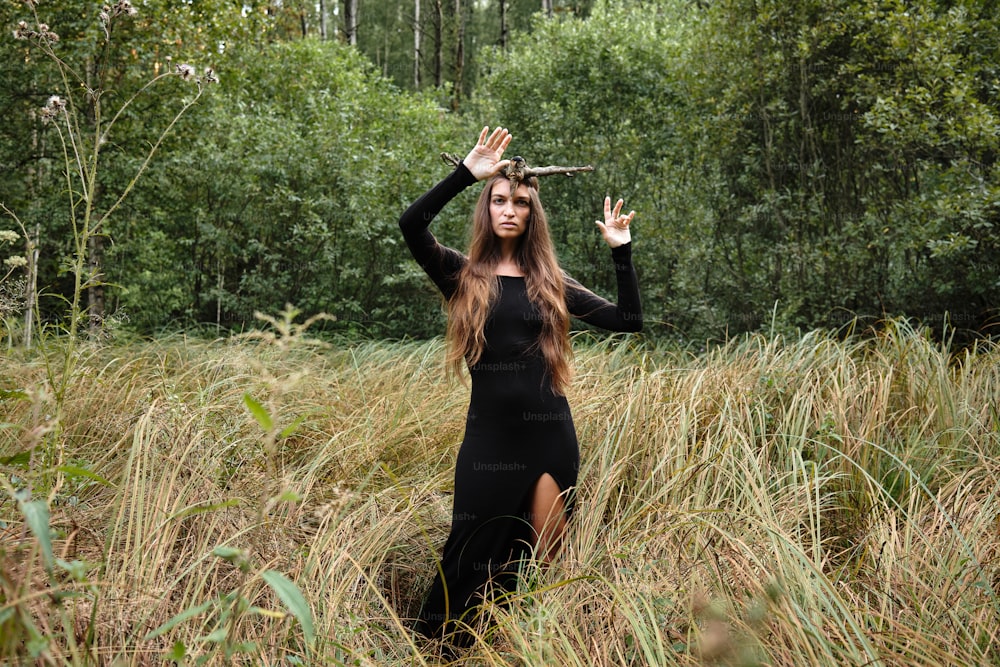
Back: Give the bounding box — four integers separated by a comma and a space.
399, 126, 642, 645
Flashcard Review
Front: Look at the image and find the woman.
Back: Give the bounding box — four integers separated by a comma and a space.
399, 126, 642, 645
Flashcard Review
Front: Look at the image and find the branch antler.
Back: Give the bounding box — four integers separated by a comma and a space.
440, 152, 594, 189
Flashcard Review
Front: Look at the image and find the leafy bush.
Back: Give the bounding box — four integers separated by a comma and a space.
108, 38, 468, 337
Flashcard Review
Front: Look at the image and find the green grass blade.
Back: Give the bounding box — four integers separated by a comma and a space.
57, 464, 115, 488
142, 599, 214, 641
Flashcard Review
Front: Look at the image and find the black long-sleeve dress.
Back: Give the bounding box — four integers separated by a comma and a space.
398, 163, 642, 643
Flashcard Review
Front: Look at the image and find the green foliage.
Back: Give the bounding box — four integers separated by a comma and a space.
0, 3, 220, 534
359, 0, 596, 97
470, 0, 998, 342
667, 0, 1000, 338
3, 0, 998, 343
107, 38, 464, 337
141, 549, 315, 663
17, 495, 53, 572
260, 569, 315, 646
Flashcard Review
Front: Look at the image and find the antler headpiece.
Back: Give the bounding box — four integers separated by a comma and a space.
440, 152, 594, 192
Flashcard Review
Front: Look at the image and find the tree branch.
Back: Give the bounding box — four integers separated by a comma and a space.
440, 152, 594, 179
522, 164, 594, 178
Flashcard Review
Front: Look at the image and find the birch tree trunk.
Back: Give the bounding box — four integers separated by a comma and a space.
414, 0, 422, 87
344, 0, 358, 45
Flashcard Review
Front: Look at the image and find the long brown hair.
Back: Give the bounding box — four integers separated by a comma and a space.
445, 174, 573, 394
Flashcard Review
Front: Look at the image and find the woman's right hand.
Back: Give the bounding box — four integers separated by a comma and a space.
462, 126, 512, 181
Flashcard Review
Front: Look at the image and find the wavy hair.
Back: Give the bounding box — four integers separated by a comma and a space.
445, 174, 573, 394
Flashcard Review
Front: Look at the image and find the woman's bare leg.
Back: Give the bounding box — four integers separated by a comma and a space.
529, 473, 567, 563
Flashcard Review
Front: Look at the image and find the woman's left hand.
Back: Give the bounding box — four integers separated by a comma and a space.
595, 197, 634, 248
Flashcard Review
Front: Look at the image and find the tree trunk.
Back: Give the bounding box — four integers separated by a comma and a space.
500, 0, 507, 50
320, 0, 327, 40
344, 0, 358, 45
434, 0, 443, 87
414, 0, 422, 87
542, 0, 553, 18
452, 0, 464, 109
382, 24, 391, 78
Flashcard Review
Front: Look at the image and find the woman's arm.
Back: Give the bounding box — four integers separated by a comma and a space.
565, 196, 642, 332
398, 163, 476, 296
566, 242, 643, 332
397, 126, 513, 296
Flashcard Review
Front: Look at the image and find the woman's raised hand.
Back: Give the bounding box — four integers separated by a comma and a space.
462, 126, 513, 181
595, 197, 635, 248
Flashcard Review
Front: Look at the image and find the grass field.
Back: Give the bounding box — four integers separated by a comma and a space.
2, 321, 999, 665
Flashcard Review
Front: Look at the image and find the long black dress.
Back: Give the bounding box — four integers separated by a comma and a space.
398, 163, 642, 643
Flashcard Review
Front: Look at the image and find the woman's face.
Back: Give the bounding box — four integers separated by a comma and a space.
488, 179, 531, 241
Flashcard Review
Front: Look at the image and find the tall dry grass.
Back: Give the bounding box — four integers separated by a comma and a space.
1, 320, 998, 665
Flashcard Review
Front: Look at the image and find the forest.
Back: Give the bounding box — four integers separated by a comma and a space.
1, 0, 996, 345
2, 1, 999, 665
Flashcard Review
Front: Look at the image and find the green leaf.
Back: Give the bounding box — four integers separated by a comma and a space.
213, 545, 251, 572
243, 392, 273, 432
1, 449, 33, 466
143, 599, 214, 640
57, 464, 115, 488
19, 499, 53, 571
0, 388, 28, 401
169, 498, 241, 521
274, 489, 302, 504
167, 640, 187, 661
261, 570, 315, 646
212, 546, 245, 561
279, 414, 308, 439
56, 558, 89, 581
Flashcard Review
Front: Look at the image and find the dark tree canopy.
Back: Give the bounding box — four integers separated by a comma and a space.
1, 0, 996, 344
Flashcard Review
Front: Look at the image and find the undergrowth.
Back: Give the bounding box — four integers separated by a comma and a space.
1, 320, 998, 665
